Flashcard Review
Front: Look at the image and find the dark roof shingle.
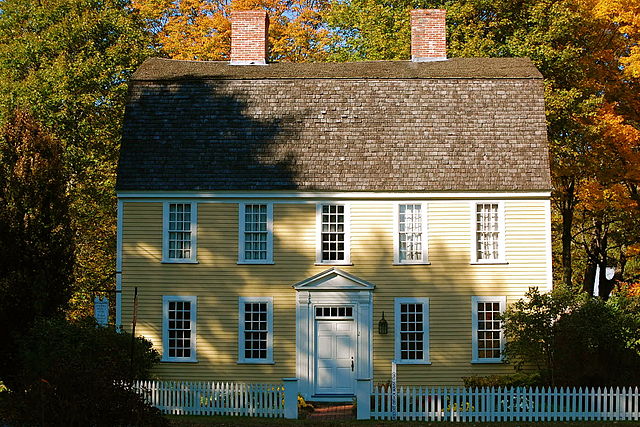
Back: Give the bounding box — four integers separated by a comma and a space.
117, 58, 551, 192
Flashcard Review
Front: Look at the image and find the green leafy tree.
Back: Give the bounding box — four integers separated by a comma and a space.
502, 286, 577, 385
0, 0, 155, 319
0, 110, 74, 387
503, 287, 640, 386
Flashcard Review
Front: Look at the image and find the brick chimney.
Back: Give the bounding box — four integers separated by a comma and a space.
411, 9, 447, 62
230, 10, 269, 65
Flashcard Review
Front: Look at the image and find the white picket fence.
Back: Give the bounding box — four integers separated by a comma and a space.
370, 386, 640, 421
133, 380, 285, 417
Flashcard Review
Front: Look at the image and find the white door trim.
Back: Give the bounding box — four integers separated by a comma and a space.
295, 290, 373, 400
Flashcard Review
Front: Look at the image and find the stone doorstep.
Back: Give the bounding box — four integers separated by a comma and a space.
305, 402, 355, 420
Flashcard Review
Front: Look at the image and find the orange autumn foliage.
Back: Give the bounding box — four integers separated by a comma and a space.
577, 181, 638, 213
132, 0, 330, 61
590, 0, 640, 79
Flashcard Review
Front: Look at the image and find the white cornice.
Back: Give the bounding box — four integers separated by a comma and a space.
117, 190, 551, 200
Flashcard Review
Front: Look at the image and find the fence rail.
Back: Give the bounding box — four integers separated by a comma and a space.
133, 380, 285, 417
370, 385, 640, 422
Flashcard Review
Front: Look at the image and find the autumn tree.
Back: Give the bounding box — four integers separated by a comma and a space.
0, 110, 74, 387
324, 0, 640, 293
0, 0, 155, 318
134, 0, 331, 61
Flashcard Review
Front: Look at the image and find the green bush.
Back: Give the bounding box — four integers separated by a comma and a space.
462, 373, 542, 389
502, 286, 640, 387
2, 317, 166, 426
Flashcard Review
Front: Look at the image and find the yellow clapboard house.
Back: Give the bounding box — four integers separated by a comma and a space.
116, 10, 551, 401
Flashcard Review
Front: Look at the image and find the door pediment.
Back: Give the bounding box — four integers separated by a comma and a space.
292, 268, 375, 291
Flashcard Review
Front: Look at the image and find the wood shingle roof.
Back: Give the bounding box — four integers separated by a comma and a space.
117, 57, 551, 192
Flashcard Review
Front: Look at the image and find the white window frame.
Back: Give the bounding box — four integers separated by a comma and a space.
394, 297, 430, 364
162, 295, 197, 363
238, 297, 274, 364
238, 203, 274, 264
471, 296, 506, 364
162, 201, 198, 263
470, 201, 506, 264
315, 203, 351, 265
393, 202, 429, 265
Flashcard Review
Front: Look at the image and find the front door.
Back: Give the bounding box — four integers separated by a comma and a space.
315, 319, 356, 395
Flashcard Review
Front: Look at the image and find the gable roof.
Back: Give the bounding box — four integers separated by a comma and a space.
117, 57, 551, 192
292, 268, 376, 291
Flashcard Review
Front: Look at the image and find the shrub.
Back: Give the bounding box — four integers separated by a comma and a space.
2, 317, 166, 426
502, 286, 640, 387
462, 373, 542, 389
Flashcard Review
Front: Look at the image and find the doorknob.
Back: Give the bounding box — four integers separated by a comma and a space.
351, 357, 354, 371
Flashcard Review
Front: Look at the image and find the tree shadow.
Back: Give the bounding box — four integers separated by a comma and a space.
117, 78, 302, 191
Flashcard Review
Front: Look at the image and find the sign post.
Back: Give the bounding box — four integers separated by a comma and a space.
94, 296, 109, 327
391, 360, 397, 420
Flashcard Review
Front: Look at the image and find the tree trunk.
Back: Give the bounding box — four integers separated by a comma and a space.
561, 178, 575, 288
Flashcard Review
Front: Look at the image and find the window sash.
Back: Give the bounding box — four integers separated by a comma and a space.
316, 204, 350, 264
162, 296, 197, 362
398, 203, 424, 263
239, 203, 273, 264
244, 204, 268, 261
394, 298, 430, 364
472, 296, 505, 363
238, 297, 273, 363
476, 203, 500, 261
163, 202, 196, 262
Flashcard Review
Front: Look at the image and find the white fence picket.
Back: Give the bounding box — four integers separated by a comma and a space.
132, 379, 284, 418
133, 380, 639, 422
363, 384, 640, 422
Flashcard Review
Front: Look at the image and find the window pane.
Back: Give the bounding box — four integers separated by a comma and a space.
168, 203, 193, 259
476, 203, 500, 260
476, 300, 502, 359
167, 299, 193, 359
321, 205, 346, 262
399, 204, 423, 262
399, 303, 424, 360
243, 302, 269, 360
243, 205, 268, 261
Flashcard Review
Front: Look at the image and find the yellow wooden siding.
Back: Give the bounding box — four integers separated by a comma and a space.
121, 199, 548, 385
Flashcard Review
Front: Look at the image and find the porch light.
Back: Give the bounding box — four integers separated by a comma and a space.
378, 311, 388, 335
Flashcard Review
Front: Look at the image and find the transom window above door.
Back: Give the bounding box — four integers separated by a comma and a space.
315, 306, 354, 319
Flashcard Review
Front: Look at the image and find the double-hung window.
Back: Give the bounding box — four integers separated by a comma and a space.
472, 201, 505, 263
316, 203, 350, 264
394, 203, 428, 264
163, 202, 197, 263
471, 296, 506, 363
238, 297, 273, 364
162, 296, 197, 362
394, 298, 430, 364
238, 203, 273, 264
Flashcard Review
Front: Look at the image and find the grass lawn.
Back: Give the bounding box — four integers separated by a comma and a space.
165, 415, 640, 426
